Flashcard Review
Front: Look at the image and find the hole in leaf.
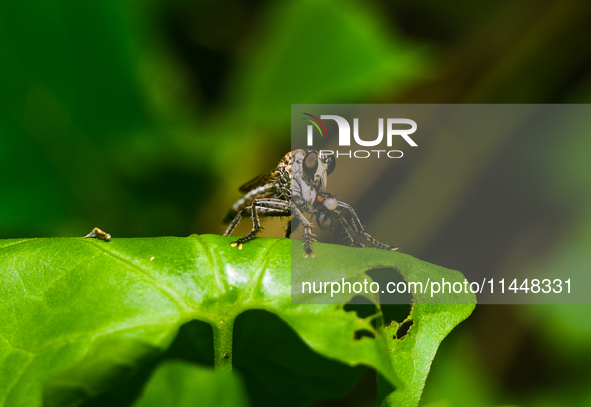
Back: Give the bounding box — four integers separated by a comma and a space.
395, 320, 414, 340
365, 267, 413, 305
381, 304, 413, 328
365, 268, 413, 327
354, 330, 376, 340
344, 295, 377, 319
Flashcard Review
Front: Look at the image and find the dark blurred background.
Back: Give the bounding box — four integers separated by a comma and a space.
2, 0, 591, 405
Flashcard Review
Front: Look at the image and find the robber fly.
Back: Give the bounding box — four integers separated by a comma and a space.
223, 149, 398, 258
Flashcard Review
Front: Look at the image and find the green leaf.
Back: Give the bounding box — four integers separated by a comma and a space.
379, 304, 475, 407
289, 240, 476, 406
0, 235, 474, 407
132, 361, 249, 407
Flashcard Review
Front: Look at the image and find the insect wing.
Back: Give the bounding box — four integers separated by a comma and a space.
238, 169, 276, 193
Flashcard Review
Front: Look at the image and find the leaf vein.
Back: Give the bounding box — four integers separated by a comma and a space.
80, 240, 190, 311
248, 238, 285, 300
193, 235, 226, 293
3, 356, 35, 405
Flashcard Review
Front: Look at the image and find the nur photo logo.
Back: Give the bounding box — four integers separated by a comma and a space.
303, 113, 418, 158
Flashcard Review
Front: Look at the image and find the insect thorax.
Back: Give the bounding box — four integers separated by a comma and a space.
288, 149, 329, 212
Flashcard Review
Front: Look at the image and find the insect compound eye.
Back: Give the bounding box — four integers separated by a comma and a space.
314, 193, 325, 209
325, 155, 336, 175
303, 151, 318, 176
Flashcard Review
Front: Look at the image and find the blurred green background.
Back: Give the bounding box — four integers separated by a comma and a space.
2, 0, 591, 405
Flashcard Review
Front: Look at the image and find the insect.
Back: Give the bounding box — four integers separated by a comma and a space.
223, 149, 398, 257
82, 227, 111, 241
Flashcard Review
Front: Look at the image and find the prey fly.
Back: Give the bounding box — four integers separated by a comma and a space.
223, 149, 398, 257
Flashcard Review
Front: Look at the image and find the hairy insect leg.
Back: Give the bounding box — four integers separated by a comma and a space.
362, 232, 398, 251
231, 204, 261, 249
223, 211, 243, 236
336, 201, 399, 251
285, 217, 300, 238
332, 212, 365, 248
229, 199, 291, 249
328, 221, 335, 243
291, 202, 315, 258
251, 199, 291, 223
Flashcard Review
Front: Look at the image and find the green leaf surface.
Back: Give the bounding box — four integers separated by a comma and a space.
0, 235, 474, 407
132, 361, 249, 407
379, 304, 475, 407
